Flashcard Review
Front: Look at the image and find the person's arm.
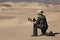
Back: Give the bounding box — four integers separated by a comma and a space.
44, 16, 48, 27
32, 18, 36, 24
32, 17, 40, 24
36, 17, 40, 24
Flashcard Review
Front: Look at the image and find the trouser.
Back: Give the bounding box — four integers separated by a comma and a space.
33, 24, 37, 36
41, 27, 48, 35
33, 24, 48, 36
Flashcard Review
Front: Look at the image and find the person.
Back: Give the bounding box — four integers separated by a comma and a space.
32, 10, 48, 36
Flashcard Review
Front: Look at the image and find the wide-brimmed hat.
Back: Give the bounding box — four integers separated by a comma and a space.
37, 10, 44, 15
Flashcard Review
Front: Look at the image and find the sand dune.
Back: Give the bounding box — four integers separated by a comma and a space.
0, 2, 60, 11
0, 2, 60, 40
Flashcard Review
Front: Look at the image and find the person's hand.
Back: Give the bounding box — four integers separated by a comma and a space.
32, 21, 36, 24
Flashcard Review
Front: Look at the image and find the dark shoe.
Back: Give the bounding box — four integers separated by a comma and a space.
49, 31, 55, 36
46, 31, 55, 36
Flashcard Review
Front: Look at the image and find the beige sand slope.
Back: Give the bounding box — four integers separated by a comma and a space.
0, 2, 60, 40
0, 2, 60, 10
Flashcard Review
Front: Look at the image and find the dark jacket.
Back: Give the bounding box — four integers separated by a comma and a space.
36, 14, 48, 28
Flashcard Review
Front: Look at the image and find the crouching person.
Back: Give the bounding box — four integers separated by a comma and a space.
32, 10, 48, 36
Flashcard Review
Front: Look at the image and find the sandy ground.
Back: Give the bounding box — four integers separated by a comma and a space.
0, 2, 60, 40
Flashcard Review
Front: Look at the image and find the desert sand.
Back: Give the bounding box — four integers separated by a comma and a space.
0, 2, 60, 40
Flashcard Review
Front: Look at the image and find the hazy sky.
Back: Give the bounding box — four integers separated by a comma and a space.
0, 0, 60, 3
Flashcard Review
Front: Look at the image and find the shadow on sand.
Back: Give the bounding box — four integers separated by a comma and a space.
31, 32, 60, 37
45, 32, 60, 37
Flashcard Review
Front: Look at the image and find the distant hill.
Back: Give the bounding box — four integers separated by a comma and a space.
0, 0, 60, 4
